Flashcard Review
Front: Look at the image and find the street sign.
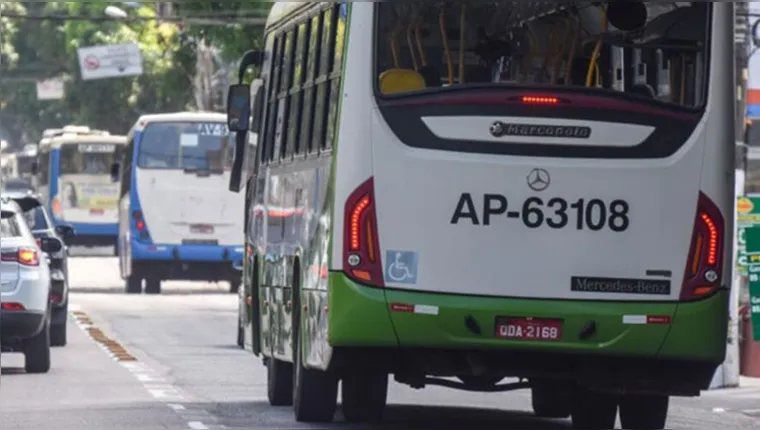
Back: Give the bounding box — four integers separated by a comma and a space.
735, 196, 760, 275
36, 77, 64, 100
747, 225, 760, 342
76, 43, 143, 81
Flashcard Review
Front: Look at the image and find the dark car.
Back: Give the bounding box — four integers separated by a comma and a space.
1, 191, 75, 347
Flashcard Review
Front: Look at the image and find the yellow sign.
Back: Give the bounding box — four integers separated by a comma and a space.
738, 197, 754, 214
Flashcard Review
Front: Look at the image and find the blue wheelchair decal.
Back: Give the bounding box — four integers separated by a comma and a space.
385, 250, 418, 285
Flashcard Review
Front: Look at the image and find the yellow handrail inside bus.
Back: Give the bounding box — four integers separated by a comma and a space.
586, 6, 608, 87
407, 20, 419, 71
440, 8, 454, 85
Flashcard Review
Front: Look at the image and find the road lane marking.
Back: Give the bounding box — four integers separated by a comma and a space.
168, 404, 186, 411
188, 422, 209, 430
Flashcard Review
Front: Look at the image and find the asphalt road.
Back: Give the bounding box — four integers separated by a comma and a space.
2, 254, 760, 429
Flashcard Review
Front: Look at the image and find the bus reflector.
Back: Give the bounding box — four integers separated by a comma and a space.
681, 192, 724, 301
343, 178, 384, 287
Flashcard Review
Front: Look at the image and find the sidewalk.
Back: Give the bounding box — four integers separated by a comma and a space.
741, 375, 760, 388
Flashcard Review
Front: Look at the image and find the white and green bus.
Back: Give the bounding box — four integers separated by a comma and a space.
226, 2, 734, 429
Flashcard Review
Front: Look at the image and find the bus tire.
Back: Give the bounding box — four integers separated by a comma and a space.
126, 275, 142, 294
619, 394, 668, 429
341, 369, 388, 423
229, 281, 242, 294
292, 267, 338, 422
570, 386, 618, 430
145, 278, 161, 295
531, 379, 571, 418
267, 357, 294, 406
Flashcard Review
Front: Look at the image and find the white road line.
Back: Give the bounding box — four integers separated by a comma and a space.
713, 407, 726, 413
168, 404, 186, 411
188, 422, 209, 430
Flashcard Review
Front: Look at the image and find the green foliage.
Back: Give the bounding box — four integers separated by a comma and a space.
179, 1, 272, 61
0, 1, 195, 145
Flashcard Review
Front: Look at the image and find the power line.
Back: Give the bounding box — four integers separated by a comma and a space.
0, 11, 266, 26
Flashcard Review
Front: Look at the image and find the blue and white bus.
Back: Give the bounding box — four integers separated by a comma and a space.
35, 126, 127, 254
114, 112, 245, 295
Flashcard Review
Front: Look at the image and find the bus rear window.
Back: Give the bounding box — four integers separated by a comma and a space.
60, 143, 124, 175
374, 2, 710, 107
137, 122, 233, 171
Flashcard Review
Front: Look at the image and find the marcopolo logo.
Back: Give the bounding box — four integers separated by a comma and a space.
571, 276, 671, 295
490, 121, 592, 139
738, 198, 754, 214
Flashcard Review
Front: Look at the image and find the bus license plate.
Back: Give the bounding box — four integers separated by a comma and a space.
190, 224, 214, 234
90, 209, 104, 215
495, 317, 562, 341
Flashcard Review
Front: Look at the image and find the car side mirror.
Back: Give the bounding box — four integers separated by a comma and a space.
40, 237, 63, 253
227, 84, 251, 132
55, 224, 75, 240
110, 162, 120, 183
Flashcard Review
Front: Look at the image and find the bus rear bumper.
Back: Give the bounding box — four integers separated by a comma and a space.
326, 273, 728, 396
131, 241, 244, 282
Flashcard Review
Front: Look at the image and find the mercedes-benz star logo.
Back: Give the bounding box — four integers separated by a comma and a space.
490, 121, 505, 137
527, 168, 551, 192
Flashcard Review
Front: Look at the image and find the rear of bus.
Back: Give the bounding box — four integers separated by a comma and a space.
50, 136, 126, 250
128, 114, 244, 285
331, 2, 733, 396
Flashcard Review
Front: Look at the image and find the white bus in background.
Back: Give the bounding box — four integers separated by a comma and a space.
226, 2, 734, 429
114, 112, 245, 295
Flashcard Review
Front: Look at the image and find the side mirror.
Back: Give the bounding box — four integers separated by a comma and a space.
110, 162, 120, 183
227, 84, 251, 132
39, 237, 63, 254
250, 79, 265, 134
55, 224, 75, 240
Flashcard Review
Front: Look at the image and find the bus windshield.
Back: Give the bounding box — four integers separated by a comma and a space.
374, 2, 709, 108
60, 143, 124, 176
137, 122, 233, 171
16, 154, 35, 176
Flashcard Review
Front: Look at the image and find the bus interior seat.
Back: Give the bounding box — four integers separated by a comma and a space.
629, 84, 656, 99
379, 69, 427, 95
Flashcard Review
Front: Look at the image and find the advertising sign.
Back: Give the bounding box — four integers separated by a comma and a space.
76, 42, 144, 81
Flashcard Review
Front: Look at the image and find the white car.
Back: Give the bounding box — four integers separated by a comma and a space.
0, 197, 61, 373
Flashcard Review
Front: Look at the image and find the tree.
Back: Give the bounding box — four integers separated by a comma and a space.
0, 1, 196, 146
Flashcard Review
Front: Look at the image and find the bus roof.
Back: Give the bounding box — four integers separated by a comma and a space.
130, 111, 228, 132
266, 2, 319, 29
46, 134, 127, 149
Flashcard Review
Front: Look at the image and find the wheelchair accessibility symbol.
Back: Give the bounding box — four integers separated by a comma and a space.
385, 250, 419, 285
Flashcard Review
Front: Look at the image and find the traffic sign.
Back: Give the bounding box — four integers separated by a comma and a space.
76, 43, 143, 80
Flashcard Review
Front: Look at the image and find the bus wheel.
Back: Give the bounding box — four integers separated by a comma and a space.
293, 322, 338, 422
145, 278, 161, 295
125, 275, 142, 294
531, 379, 572, 418
341, 369, 388, 423
570, 386, 618, 430
619, 394, 668, 429
229, 281, 242, 294
267, 357, 293, 406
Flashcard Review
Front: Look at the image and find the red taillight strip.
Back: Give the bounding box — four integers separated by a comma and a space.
680, 192, 725, 301
343, 178, 384, 287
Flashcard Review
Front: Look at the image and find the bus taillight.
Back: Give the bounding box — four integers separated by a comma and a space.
681, 192, 724, 301
343, 177, 384, 287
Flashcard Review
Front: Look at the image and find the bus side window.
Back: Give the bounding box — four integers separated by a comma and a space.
38, 151, 50, 186
272, 30, 295, 163
325, 3, 347, 151
285, 21, 309, 159
120, 137, 134, 199
264, 35, 285, 164
313, 7, 336, 153
300, 13, 323, 155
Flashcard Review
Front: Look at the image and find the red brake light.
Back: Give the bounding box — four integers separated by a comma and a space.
343, 178, 384, 287
136, 220, 145, 231
1, 302, 25, 311
521, 96, 560, 105
681, 192, 724, 301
